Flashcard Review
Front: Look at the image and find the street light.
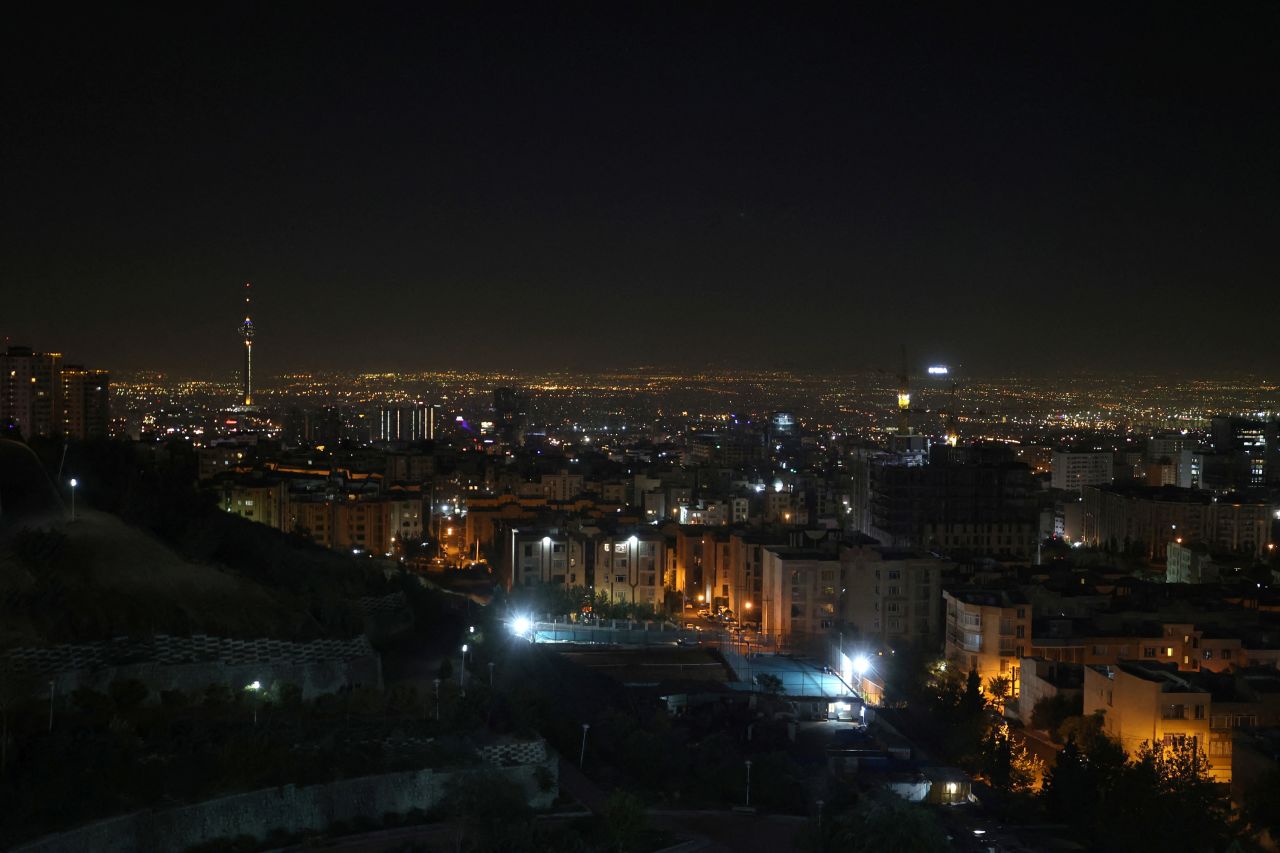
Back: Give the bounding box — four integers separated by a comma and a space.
744, 760, 753, 807
580, 723, 591, 768
245, 680, 261, 724
69, 478, 78, 522
460, 644, 468, 696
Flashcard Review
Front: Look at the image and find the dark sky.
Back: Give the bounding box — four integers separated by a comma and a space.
3, 4, 1278, 377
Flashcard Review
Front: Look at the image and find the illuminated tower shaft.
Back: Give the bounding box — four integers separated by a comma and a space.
896, 344, 911, 435
240, 282, 255, 407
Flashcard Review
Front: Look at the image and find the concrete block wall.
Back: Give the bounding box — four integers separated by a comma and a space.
15, 753, 558, 853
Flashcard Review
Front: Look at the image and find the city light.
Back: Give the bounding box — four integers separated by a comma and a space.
511, 616, 532, 636
852, 655, 870, 677
927, 365, 949, 375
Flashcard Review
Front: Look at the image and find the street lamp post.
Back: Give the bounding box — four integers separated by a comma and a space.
47, 680, 55, 733
69, 478, 78, 522
488, 661, 495, 688
579, 723, 590, 768
744, 760, 753, 808
433, 678, 441, 721
460, 645, 468, 697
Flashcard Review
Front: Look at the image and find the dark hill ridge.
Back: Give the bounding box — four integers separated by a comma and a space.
0, 438, 63, 526
1, 467, 393, 649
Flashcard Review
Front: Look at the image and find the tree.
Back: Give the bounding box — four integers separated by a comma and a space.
755, 673, 784, 695
602, 789, 649, 853
961, 669, 984, 717
1042, 735, 1092, 820
440, 769, 533, 850
826, 793, 949, 852
1242, 767, 1280, 842
1029, 693, 1078, 736
107, 678, 149, 714
978, 720, 1043, 794
0, 661, 34, 775
985, 675, 1011, 712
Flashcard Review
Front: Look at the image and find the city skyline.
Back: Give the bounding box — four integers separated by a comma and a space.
4, 5, 1279, 375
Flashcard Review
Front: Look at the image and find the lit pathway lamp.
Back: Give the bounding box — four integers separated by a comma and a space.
245, 680, 262, 724
579, 722, 590, 768
853, 654, 870, 702
460, 645, 468, 697
69, 478, 78, 522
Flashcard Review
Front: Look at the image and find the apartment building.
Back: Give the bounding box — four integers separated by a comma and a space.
595, 530, 666, 610
943, 588, 1031, 695
840, 544, 945, 648
760, 548, 840, 643
1083, 661, 1230, 783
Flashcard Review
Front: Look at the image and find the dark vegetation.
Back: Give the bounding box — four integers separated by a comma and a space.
1, 437, 394, 646
881, 650, 1241, 852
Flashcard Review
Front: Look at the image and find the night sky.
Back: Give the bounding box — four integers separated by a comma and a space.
3, 5, 1277, 377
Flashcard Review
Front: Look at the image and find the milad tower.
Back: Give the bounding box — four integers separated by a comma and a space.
239, 282, 255, 407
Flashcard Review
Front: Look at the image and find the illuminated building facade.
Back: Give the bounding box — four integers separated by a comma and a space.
0, 346, 62, 438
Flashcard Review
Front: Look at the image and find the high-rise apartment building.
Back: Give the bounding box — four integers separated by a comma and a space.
943, 587, 1031, 695
841, 544, 945, 648
60, 365, 111, 440
0, 346, 62, 439
378, 404, 430, 442
1051, 449, 1114, 492
1, 346, 111, 440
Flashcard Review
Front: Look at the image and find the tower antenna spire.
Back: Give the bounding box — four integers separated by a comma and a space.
240, 282, 255, 407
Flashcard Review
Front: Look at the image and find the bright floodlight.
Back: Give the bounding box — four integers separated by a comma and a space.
69, 478, 78, 487
853, 655, 870, 677
542, 535, 552, 545
511, 616, 532, 636
245, 680, 261, 692
628, 535, 638, 545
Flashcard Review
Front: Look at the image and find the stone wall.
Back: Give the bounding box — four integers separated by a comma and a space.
4, 634, 383, 701
15, 754, 557, 853
48, 653, 383, 702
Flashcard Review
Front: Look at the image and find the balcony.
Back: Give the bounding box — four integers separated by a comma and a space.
947, 627, 982, 653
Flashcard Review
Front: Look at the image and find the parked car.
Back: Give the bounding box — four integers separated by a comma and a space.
676, 637, 701, 648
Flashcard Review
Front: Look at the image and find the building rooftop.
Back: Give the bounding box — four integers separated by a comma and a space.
946, 587, 1029, 608
1106, 661, 1207, 693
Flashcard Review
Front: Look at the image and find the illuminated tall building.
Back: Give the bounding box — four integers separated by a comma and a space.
239, 282, 255, 407
0, 346, 63, 439
493, 387, 526, 447
378, 403, 430, 442
60, 365, 111, 440
1, 346, 109, 440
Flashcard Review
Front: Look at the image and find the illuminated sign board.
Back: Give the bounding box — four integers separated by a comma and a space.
927, 366, 949, 375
